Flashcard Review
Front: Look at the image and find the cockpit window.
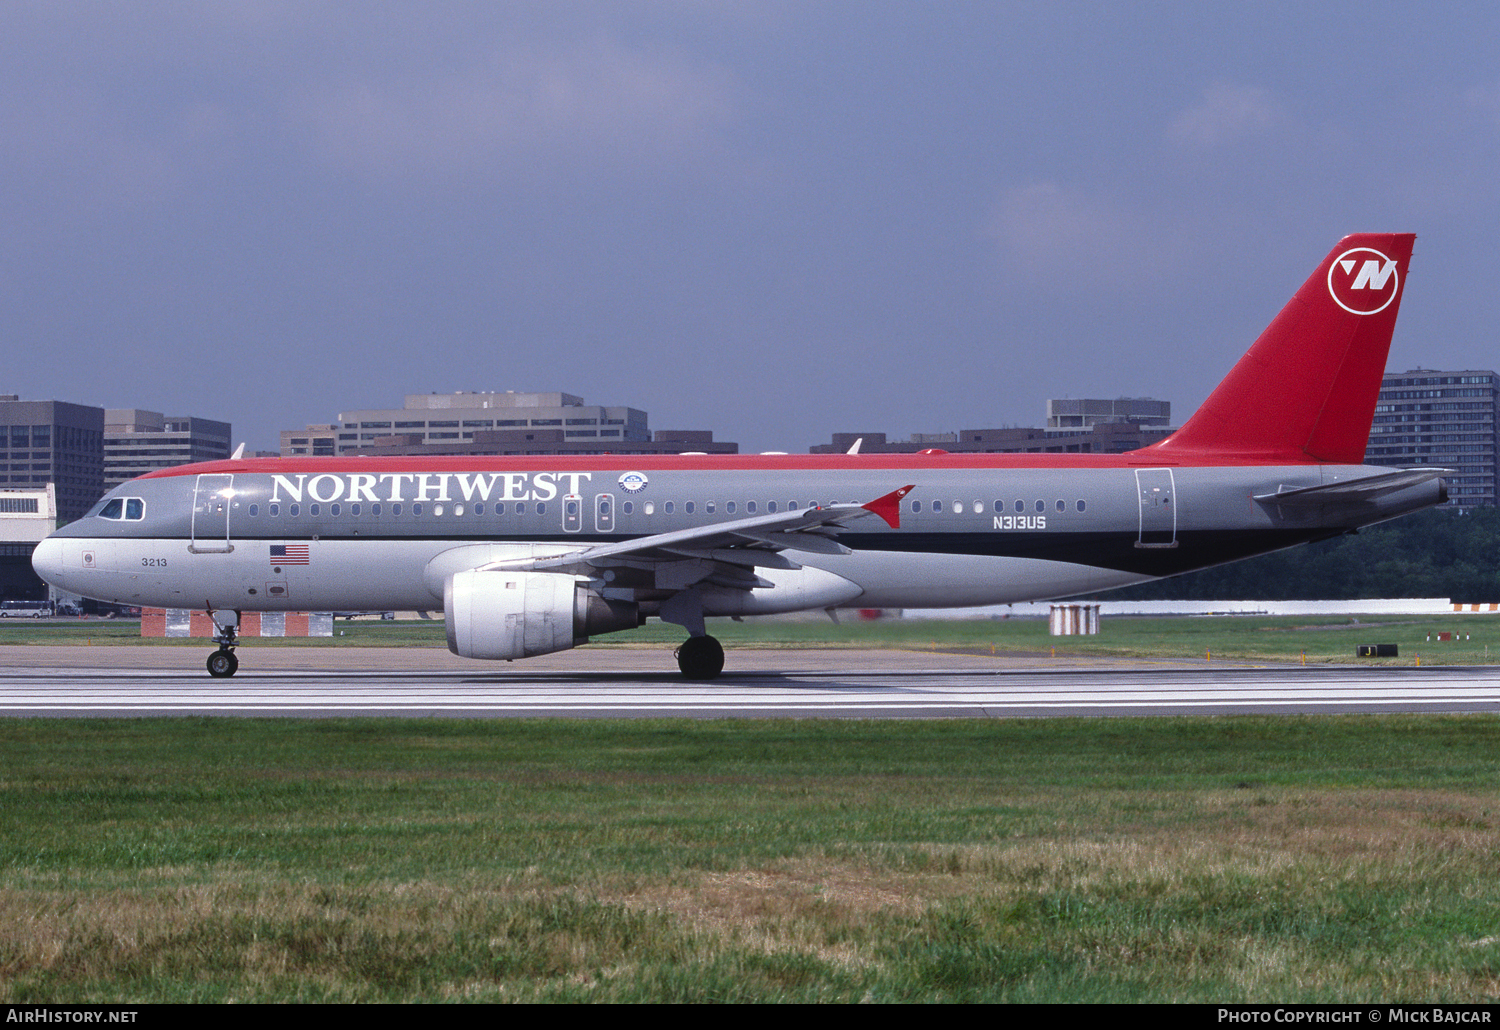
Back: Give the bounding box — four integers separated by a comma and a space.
96, 497, 145, 521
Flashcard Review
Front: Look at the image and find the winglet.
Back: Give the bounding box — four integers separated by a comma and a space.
861, 485, 915, 529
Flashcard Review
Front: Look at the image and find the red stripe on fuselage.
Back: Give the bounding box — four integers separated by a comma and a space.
138, 450, 1326, 481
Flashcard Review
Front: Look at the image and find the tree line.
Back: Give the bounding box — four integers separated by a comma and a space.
1095, 507, 1500, 602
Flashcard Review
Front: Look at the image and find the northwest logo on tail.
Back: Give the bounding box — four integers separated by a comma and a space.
1327, 247, 1399, 315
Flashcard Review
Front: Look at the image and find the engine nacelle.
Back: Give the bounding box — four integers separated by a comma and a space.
444, 570, 640, 660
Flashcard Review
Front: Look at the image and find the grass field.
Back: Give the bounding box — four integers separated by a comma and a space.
1, 717, 1499, 1002
6, 610, 1498, 665
3, 615, 1500, 1001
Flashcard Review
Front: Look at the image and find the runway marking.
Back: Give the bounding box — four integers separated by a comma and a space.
4, 659, 1499, 717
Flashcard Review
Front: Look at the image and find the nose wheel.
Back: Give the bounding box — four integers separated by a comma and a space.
206, 607, 241, 678
206, 648, 239, 678
674, 635, 724, 680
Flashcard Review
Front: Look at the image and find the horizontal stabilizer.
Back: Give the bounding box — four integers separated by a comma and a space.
1253, 469, 1450, 506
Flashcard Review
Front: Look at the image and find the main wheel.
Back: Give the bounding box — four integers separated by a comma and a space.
675, 635, 724, 680
206, 649, 239, 678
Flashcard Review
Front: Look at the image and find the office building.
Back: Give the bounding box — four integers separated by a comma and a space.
810, 397, 1174, 456
1366, 369, 1498, 507
0, 398, 104, 523
1046, 397, 1171, 431
104, 410, 233, 491
288, 391, 736, 457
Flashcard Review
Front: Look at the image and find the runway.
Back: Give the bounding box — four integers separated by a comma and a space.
3, 645, 1500, 718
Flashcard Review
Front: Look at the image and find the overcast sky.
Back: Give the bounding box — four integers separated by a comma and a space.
4, 1, 1499, 454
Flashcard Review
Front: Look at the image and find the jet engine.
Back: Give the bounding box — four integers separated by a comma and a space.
444, 569, 640, 660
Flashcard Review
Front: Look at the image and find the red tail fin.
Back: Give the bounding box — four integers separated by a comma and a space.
1145, 233, 1415, 464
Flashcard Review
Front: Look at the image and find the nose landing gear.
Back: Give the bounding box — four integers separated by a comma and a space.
206, 608, 240, 678
207, 647, 238, 678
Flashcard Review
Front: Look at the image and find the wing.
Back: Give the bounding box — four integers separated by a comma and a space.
479, 485, 915, 585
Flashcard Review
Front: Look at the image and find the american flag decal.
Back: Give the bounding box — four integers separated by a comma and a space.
270, 544, 310, 565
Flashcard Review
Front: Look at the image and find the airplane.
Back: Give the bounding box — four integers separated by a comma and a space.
31, 233, 1446, 680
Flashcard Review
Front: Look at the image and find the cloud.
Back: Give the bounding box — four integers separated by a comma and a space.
985, 182, 1157, 292
1167, 82, 1279, 147
299, 38, 737, 184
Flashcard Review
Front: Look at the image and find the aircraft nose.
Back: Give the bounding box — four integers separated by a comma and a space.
31, 537, 65, 586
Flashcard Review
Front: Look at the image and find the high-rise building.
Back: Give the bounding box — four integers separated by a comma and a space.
1366, 369, 1498, 507
0, 397, 104, 523
104, 410, 232, 491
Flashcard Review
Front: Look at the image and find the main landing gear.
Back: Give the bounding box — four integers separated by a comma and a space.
675, 635, 724, 680
206, 609, 240, 678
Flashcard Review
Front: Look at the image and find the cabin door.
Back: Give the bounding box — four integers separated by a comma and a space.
190, 474, 235, 553
1134, 468, 1178, 549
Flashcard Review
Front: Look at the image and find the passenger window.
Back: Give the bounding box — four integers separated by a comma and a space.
330, 503, 341, 516
391, 503, 402, 516
249, 504, 259, 517
747, 501, 757, 513
1035, 500, 1045, 513
1056, 499, 1065, 513
269, 503, 280, 517
1015, 500, 1024, 512
433, 504, 445, 516
310, 504, 320, 516
911, 500, 922, 514
727, 501, 736, 514
371, 503, 381, 516
412, 503, 423, 516
289, 504, 300, 517
350, 503, 360, 517
622, 501, 634, 515
931, 500, 941, 513
1077, 500, 1086, 512
685, 501, 695, 514
767, 501, 777, 513
664, 501, 675, 514
536, 502, 545, 515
